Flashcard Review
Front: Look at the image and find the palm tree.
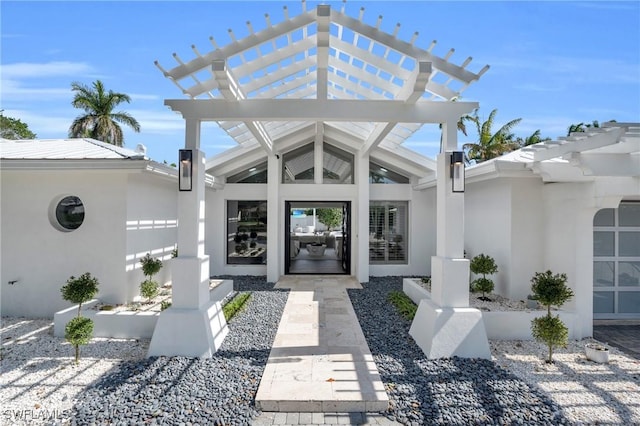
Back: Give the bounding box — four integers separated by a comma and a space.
462, 109, 522, 163
438, 97, 479, 152
566, 120, 599, 136
518, 129, 551, 147
69, 80, 140, 146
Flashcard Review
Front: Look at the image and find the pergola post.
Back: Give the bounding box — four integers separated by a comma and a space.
409, 119, 491, 359
148, 118, 228, 358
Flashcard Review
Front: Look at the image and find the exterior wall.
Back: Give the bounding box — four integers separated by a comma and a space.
465, 178, 544, 300
0, 169, 127, 317
125, 172, 178, 302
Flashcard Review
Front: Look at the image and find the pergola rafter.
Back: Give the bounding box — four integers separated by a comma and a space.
156, 1, 489, 170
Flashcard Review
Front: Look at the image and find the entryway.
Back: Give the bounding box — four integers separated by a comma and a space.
285, 201, 351, 275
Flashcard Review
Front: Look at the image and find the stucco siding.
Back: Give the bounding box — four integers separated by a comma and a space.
125, 172, 178, 302
1, 170, 127, 317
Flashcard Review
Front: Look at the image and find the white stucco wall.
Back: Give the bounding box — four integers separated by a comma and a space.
1, 170, 127, 317
125, 172, 178, 302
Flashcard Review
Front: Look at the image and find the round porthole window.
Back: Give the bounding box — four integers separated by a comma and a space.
53, 196, 85, 231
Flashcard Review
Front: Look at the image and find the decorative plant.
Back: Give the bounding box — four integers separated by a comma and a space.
249, 230, 258, 240
234, 234, 242, 244
530, 270, 574, 363
171, 246, 178, 258
160, 300, 172, 311
140, 253, 163, 303
61, 273, 99, 364
470, 253, 498, 301
316, 207, 343, 231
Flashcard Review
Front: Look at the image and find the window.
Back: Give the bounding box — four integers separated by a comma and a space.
227, 201, 267, 264
593, 202, 640, 317
369, 201, 408, 264
323, 143, 353, 184
226, 162, 268, 183
282, 144, 314, 183
369, 161, 409, 184
51, 196, 85, 231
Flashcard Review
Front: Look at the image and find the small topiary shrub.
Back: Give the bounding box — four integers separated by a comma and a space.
139, 253, 163, 303
61, 273, 99, 364
530, 270, 574, 363
140, 279, 159, 303
388, 291, 417, 320
470, 254, 498, 301
65, 317, 94, 364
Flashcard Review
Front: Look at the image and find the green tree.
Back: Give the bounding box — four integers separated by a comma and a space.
470, 253, 498, 301
68, 80, 140, 146
517, 129, 551, 147
61, 273, 99, 364
567, 120, 600, 136
462, 108, 522, 163
139, 253, 163, 303
530, 270, 574, 363
0, 111, 37, 139
316, 208, 343, 231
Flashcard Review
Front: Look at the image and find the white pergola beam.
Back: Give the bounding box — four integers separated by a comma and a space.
316, 5, 330, 100
565, 152, 640, 177
165, 99, 478, 123
533, 127, 624, 162
212, 60, 273, 154
331, 10, 481, 84
163, 11, 316, 81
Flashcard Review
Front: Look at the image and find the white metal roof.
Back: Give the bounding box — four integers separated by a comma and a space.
0, 138, 146, 160
156, 1, 488, 177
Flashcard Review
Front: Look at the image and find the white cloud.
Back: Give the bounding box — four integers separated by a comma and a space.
128, 109, 184, 133
0, 61, 95, 79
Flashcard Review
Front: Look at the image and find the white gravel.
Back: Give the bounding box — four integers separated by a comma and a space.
2, 316, 639, 425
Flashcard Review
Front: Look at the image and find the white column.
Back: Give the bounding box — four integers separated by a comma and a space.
148, 119, 228, 358
356, 152, 370, 282
409, 119, 490, 359
266, 154, 280, 282
314, 127, 323, 184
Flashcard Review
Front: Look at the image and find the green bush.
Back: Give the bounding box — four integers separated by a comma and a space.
472, 277, 494, 298
531, 315, 569, 364
160, 300, 172, 311
530, 271, 574, 315
388, 291, 417, 320
470, 254, 498, 300
223, 292, 251, 321
140, 253, 163, 279
140, 279, 159, 302
61, 273, 99, 316
65, 316, 94, 364
530, 270, 574, 363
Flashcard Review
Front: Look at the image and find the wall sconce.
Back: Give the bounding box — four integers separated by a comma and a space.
179, 149, 193, 191
450, 151, 465, 193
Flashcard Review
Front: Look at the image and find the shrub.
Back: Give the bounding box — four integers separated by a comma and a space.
160, 300, 172, 311
140, 253, 162, 279
530, 270, 574, 363
61, 273, 99, 316
223, 292, 251, 321
388, 291, 417, 320
140, 279, 159, 303
61, 273, 99, 364
171, 246, 178, 258
470, 254, 498, 301
531, 315, 569, 364
65, 317, 94, 364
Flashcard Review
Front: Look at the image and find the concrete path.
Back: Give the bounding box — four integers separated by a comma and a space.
594, 320, 640, 360
252, 411, 400, 425
254, 276, 389, 413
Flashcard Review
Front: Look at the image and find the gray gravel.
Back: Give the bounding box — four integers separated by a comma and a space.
70, 276, 287, 425
349, 276, 569, 425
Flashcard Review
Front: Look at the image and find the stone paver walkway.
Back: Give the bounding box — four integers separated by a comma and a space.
255, 276, 389, 413
594, 320, 640, 360
252, 411, 400, 426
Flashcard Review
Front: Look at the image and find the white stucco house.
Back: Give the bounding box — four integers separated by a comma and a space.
0, 138, 182, 317
1, 3, 638, 357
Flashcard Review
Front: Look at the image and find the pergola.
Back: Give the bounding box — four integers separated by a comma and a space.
148, 1, 492, 359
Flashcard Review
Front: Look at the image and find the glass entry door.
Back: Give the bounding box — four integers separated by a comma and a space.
285, 201, 350, 275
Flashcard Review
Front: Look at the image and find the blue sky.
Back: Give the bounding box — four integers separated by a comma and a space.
1, 1, 638, 164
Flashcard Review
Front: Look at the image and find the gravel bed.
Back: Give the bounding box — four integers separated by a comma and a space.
69, 276, 287, 426
349, 276, 569, 425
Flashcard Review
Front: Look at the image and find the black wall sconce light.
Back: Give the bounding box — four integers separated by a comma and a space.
179, 149, 193, 191
450, 151, 465, 193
